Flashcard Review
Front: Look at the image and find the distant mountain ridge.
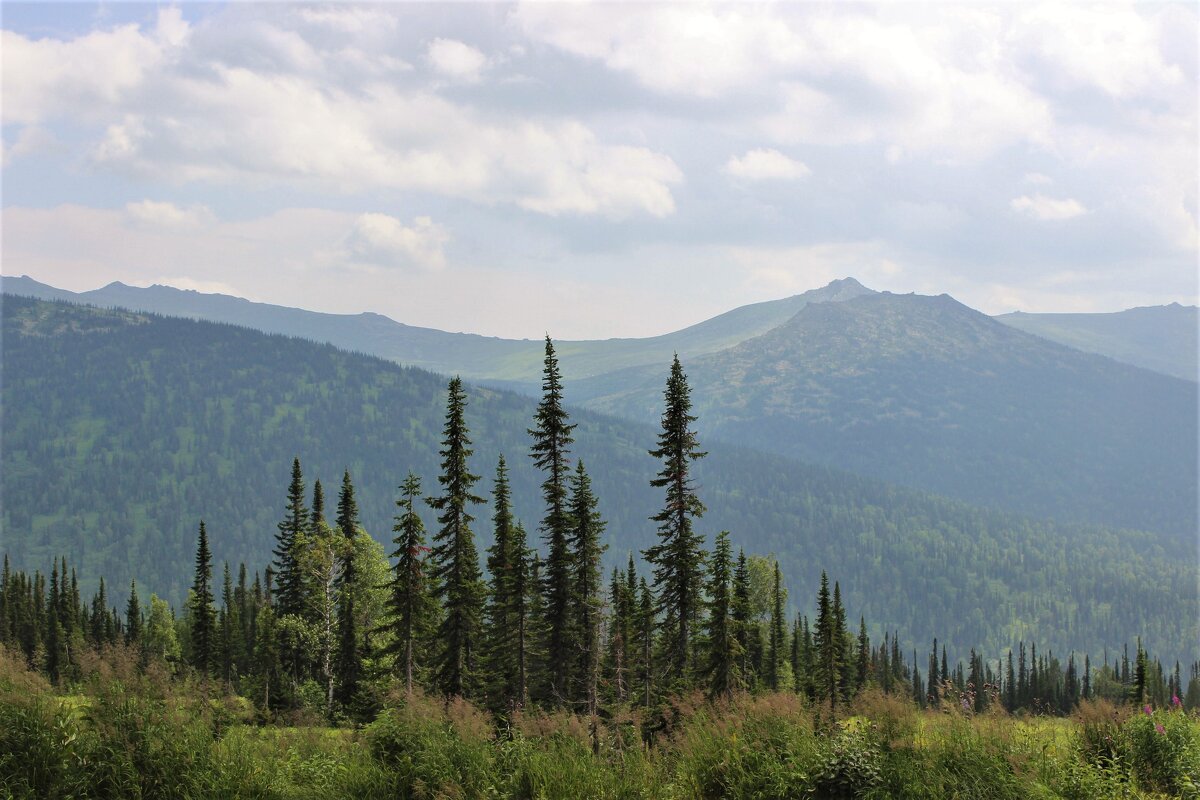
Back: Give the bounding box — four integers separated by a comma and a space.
572, 291, 1197, 541
996, 304, 1198, 382
0, 274, 874, 385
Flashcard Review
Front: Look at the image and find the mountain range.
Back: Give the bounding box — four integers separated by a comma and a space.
2, 294, 1195, 666
3, 274, 1195, 541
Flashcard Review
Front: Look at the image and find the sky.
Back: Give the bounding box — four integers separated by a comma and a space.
2, 2, 1197, 339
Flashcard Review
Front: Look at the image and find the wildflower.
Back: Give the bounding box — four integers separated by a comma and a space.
1155, 723, 1166, 735
1172, 695, 1182, 708
1143, 704, 1153, 715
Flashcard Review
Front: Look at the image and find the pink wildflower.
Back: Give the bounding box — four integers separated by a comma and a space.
1155, 723, 1166, 735
1172, 695, 1182, 708
1144, 704, 1153, 715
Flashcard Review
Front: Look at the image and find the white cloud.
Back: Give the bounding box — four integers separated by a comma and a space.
343, 213, 450, 271
124, 200, 216, 231
1023, 172, 1053, 185
1010, 194, 1088, 221
724, 148, 810, 181
426, 38, 487, 83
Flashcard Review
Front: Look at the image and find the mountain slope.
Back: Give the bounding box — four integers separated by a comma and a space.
574, 292, 1198, 541
997, 304, 1198, 382
1, 296, 1195, 665
0, 274, 873, 386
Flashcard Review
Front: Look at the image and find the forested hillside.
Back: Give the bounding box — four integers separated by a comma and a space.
997, 303, 1198, 382
1, 296, 1195, 665
574, 292, 1198, 541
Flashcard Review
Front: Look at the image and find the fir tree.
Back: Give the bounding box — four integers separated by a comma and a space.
644, 355, 707, 684
311, 480, 325, 530
636, 577, 655, 707
731, 549, 754, 687
124, 580, 142, 645
813, 571, 841, 713
484, 456, 521, 711
385, 473, 437, 695
568, 460, 606, 714
273, 458, 309, 618
334, 469, 361, 707
190, 521, 216, 675
767, 561, 785, 691
528, 336, 576, 705
427, 378, 486, 698
703, 531, 739, 699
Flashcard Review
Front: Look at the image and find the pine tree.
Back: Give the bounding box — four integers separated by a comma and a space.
427, 378, 486, 698
644, 355, 707, 684
528, 336, 577, 705
334, 469, 362, 707
190, 520, 217, 675
385, 473, 437, 695
703, 531, 739, 699
767, 561, 785, 691
568, 460, 606, 714
273, 458, 309, 618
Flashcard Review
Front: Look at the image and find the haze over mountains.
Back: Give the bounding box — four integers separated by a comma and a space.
2, 295, 1195, 666
4, 274, 1195, 542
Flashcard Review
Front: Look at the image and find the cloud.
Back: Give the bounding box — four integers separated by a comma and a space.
124, 200, 216, 231
1010, 194, 1088, 221
426, 38, 487, 82
343, 213, 450, 271
724, 148, 810, 181
4, 9, 681, 220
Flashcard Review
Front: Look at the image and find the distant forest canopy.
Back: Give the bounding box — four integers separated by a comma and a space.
1, 295, 1196, 670
4, 275, 1195, 544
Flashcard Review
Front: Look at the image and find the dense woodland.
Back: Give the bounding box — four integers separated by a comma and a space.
3, 296, 1195, 670
2, 339, 1194, 723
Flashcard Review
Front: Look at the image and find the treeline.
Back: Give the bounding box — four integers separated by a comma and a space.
2, 340, 1196, 722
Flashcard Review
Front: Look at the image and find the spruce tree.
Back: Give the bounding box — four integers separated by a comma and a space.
813, 571, 841, 713
334, 470, 362, 707
636, 577, 655, 707
731, 549, 754, 687
311, 480, 325, 529
427, 378, 486, 698
568, 460, 606, 715
385, 473, 437, 695
190, 520, 217, 675
124, 580, 142, 645
528, 336, 576, 705
767, 561, 785, 691
484, 456, 520, 710
644, 355, 707, 684
508, 521, 532, 709
703, 531, 739, 699
273, 458, 309, 618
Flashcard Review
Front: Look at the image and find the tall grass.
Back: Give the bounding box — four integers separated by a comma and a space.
2, 645, 1196, 799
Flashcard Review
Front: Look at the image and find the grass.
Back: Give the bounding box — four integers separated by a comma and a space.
1, 650, 1196, 799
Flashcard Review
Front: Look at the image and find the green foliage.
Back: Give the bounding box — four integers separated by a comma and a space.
2, 296, 1196, 666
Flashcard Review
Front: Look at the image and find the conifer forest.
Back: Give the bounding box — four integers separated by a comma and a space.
2, 335, 1197, 798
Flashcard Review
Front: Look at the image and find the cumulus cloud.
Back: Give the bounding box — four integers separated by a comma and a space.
344, 213, 450, 271
426, 38, 488, 82
3, 9, 681, 220
1010, 194, 1089, 221
724, 148, 810, 181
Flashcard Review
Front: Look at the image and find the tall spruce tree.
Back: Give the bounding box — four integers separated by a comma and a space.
385, 473, 437, 695
484, 456, 521, 711
731, 549, 754, 687
644, 355, 707, 684
273, 458, 309, 617
768, 561, 785, 691
813, 571, 841, 713
703, 531, 739, 699
334, 470, 362, 707
528, 336, 576, 705
311, 480, 325, 530
124, 580, 142, 645
427, 378, 486, 698
568, 460, 606, 715
190, 520, 216, 675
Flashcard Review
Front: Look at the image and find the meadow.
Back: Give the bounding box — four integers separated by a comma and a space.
3, 645, 1196, 800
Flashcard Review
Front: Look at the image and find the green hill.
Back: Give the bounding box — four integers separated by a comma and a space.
572, 292, 1198, 542
2, 296, 1195, 664
997, 303, 1198, 382
0, 274, 872, 384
